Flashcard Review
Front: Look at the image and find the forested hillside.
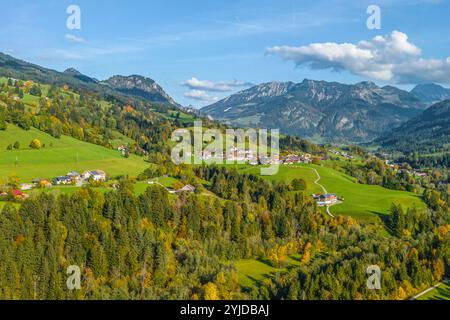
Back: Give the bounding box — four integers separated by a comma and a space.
0, 166, 448, 299
377, 100, 450, 167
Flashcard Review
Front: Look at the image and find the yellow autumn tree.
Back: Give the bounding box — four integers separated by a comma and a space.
203, 282, 219, 300
29, 139, 42, 150
301, 242, 312, 264
432, 259, 445, 281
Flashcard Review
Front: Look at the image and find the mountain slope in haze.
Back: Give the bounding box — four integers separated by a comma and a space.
410, 83, 450, 105
102, 75, 180, 107
63, 67, 99, 84
0, 52, 179, 107
202, 79, 424, 143
376, 99, 450, 154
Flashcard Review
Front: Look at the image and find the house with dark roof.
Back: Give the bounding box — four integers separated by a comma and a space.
316, 194, 337, 206
54, 176, 72, 185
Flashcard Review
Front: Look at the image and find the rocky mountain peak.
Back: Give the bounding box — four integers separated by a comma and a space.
104, 75, 179, 107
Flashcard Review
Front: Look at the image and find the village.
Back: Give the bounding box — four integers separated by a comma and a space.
375, 152, 429, 179
199, 146, 315, 166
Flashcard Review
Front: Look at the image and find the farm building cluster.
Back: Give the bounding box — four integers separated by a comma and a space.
312, 193, 339, 206
0, 170, 107, 201
117, 145, 148, 157
328, 149, 354, 160
51, 170, 106, 186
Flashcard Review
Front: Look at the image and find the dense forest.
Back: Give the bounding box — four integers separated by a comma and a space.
0, 165, 448, 299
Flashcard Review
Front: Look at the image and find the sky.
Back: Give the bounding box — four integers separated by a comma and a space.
1, 0, 450, 107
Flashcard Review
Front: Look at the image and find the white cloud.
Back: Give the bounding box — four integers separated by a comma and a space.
184, 90, 219, 103
64, 34, 85, 43
184, 77, 252, 92
39, 44, 141, 61
267, 30, 450, 84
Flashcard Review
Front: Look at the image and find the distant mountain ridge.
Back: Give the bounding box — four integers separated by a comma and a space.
202, 79, 425, 143
410, 83, 450, 105
0, 52, 179, 107
376, 99, 450, 154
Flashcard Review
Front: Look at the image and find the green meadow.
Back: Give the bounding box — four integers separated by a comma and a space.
312, 164, 425, 222
241, 163, 425, 223
235, 257, 301, 288
417, 281, 450, 300
0, 124, 149, 183
133, 176, 179, 195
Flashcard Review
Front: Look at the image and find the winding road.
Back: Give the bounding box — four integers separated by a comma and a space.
311, 168, 334, 218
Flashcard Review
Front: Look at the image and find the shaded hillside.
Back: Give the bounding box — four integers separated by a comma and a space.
377, 99, 450, 154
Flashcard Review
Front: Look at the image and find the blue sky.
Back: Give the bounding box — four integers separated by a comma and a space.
1, 0, 450, 107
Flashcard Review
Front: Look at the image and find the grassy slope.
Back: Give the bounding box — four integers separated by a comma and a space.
0, 124, 149, 182
235, 256, 301, 288
241, 163, 425, 223
417, 281, 450, 300
133, 176, 179, 195
313, 164, 426, 222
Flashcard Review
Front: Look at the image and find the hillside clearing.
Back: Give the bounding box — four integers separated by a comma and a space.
240, 163, 425, 223
0, 124, 149, 182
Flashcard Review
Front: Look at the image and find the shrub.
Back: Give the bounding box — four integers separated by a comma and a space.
312, 157, 321, 165
29, 139, 42, 150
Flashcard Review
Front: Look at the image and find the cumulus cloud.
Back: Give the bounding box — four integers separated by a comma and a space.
267, 30, 450, 84
184, 90, 219, 103
184, 77, 252, 92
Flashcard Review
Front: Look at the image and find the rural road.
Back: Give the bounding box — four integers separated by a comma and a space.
410, 281, 444, 300
311, 168, 335, 218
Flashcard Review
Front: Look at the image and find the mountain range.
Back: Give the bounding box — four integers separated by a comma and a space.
0, 52, 179, 107
2, 51, 450, 145
201, 79, 434, 143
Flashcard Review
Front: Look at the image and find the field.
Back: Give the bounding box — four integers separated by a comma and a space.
133, 176, 179, 195
417, 281, 450, 300
241, 163, 425, 223
235, 257, 301, 288
0, 124, 149, 182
